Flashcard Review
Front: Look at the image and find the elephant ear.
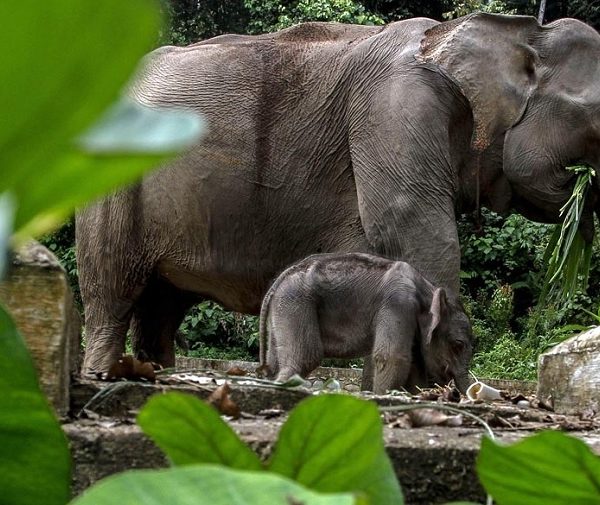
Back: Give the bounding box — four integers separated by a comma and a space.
419, 287, 448, 346
417, 13, 540, 152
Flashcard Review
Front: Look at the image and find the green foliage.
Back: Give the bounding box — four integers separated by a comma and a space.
159, 0, 251, 45
138, 392, 404, 505
0, 304, 71, 505
179, 301, 259, 359
138, 393, 263, 470
459, 210, 551, 296
71, 465, 363, 505
471, 333, 538, 380
540, 165, 595, 303
245, 0, 384, 33
443, 0, 516, 19
459, 208, 600, 380
478, 431, 600, 505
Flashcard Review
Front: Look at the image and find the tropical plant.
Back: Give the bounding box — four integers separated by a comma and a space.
244, 0, 384, 33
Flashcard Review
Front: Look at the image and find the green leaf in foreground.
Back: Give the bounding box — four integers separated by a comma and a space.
70, 465, 364, 505
0, 304, 71, 505
268, 394, 403, 505
0, 0, 194, 237
478, 431, 600, 505
138, 392, 262, 470
14, 101, 204, 240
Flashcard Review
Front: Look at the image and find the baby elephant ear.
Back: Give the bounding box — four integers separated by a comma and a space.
419, 287, 448, 346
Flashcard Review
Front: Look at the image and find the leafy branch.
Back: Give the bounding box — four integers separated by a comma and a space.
539, 164, 596, 303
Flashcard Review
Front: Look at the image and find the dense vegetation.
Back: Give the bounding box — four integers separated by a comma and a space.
43, 0, 600, 380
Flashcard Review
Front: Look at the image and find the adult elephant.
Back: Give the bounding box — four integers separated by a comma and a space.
77, 13, 600, 375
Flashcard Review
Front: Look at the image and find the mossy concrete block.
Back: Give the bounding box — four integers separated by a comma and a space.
0, 241, 81, 416
537, 326, 600, 415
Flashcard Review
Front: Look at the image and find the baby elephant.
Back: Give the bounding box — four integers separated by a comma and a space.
259, 252, 473, 394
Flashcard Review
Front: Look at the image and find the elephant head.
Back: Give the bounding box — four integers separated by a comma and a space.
419, 288, 474, 393
419, 13, 600, 227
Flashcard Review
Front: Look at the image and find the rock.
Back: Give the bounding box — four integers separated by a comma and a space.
537, 326, 600, 415
0, 241, 81, 416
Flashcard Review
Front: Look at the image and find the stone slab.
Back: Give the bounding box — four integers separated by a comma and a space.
538, 326, 600, 415
0, 241, 80, 415
64, 415, 600, 505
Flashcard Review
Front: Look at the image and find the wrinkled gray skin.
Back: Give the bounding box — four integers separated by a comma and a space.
77, 13, 600, 376
259, 253, 473, 394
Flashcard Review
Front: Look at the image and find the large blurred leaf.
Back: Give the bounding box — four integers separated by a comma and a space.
15, 101, 204, 240
71, 465, 364, 505
478, 431, 600, 505
268, 394, 403, 505
0, 304, 71, 505
0, 0, 202, 237
79, 98, 203, 154
138, 392, 262, 470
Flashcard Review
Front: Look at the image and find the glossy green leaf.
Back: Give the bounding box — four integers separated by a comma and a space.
478, 431, 600, 505
268, 394, 403, 505
14, 139, 190, 241
71, 465, 365, 505
0, 304, 71, 505
0, 0, 165, 234
138, 392, 262, 470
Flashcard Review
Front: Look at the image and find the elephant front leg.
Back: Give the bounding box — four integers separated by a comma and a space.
348, 72, 463, 294
371, 309, 416, 394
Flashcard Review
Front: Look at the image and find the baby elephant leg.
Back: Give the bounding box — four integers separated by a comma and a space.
371, 312, 415, 394
269, 297, 323, 382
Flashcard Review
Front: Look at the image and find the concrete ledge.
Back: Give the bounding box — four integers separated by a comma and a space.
64, 414, 600, 505
64, 417, 488, 504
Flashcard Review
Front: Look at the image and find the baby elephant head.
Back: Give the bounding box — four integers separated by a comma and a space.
418, 288, 474, 393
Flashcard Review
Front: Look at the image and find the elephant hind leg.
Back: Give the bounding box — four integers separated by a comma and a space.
269, 297, 323, 381
130, 276, 198, 367
82, 312, 131, 377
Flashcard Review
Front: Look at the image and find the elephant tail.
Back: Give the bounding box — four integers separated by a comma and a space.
258, 284, 273, 368
259, 270, 287, 367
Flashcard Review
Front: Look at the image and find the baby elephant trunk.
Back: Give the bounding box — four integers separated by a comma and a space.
454, 371, 474, 395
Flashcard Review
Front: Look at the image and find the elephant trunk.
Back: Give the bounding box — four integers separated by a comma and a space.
455, 371, 474, 395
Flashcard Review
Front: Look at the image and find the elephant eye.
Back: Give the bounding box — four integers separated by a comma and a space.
452, 340, 465, 352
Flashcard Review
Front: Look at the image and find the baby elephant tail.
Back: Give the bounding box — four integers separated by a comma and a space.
258, 287, 271, 368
